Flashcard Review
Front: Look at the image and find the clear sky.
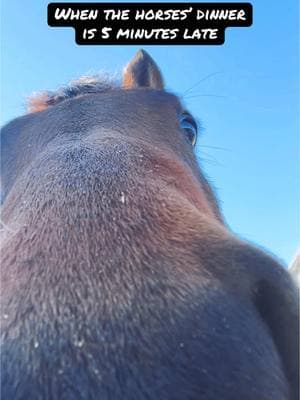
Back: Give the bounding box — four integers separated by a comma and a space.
1, 0, 299, 265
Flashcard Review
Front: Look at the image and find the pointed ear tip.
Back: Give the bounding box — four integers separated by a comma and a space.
123, 49, 164, 90
136, 48, 147, 56
134, 49, 152, 62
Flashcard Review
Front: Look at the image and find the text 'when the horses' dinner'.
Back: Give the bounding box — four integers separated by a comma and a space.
48, 3, 253, 45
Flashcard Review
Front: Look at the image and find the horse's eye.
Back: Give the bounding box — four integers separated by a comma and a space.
180, 113, 197, 147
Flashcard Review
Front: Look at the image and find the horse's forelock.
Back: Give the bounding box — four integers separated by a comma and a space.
27, 75, 119, 114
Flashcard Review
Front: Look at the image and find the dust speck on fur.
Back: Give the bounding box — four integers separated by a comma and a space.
74, 338, 85, 348
120, 193, 125, 204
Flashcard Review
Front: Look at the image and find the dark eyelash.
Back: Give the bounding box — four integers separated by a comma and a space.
180, 112, 197, 131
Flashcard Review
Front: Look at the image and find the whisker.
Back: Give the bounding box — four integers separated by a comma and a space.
183, 93, 227, 100
200, 145, 231, 152
197, 151, 224, 167
0, 220, 18, 234
197, 157, 222, 167
182, 71, 224, 97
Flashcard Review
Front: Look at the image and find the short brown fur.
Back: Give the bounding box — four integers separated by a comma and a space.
1, 51, 298, 400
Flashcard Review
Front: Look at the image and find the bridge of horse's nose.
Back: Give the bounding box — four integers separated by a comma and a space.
48, 120, 218, 221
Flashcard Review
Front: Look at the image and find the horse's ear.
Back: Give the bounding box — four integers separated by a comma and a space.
122, 49, 164, 89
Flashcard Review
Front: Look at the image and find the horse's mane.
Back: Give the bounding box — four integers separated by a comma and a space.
27, 75, 118, 113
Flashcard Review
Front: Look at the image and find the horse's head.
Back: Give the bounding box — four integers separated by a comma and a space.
1, 51, 298, 400
1, 50, 221, 223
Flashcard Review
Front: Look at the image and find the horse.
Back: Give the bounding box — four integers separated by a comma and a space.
1, 50, 298, 400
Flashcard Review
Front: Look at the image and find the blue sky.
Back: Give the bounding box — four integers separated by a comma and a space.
1, 0, 299, 265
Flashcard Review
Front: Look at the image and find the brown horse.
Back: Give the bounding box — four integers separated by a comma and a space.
1, 50, 298, 400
